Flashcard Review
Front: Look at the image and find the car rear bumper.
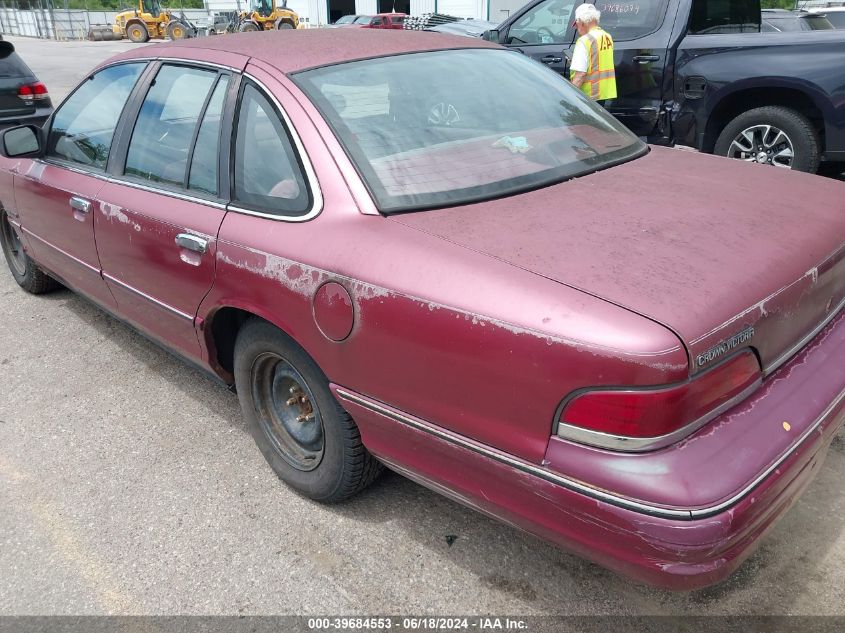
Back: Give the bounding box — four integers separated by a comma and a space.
0, 107, 51, 129
332, 309, 845, 590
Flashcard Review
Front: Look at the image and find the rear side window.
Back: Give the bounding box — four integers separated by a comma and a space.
688, 0, 761, 35
232, 82, 310, 216
48, 63, 144, 169
124, 64, 218, 188
188, 76, 230, 196
0, 49, 32, 78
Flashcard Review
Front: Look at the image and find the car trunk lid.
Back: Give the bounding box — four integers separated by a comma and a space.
388, 146, 845, 374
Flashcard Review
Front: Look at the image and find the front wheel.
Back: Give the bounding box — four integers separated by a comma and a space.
234, 319, 382, 502
167, 20, 191, 40
714, 106, 820, 173
239, 21, 260, 32
1, 211, 60, 294
276, 20, 294, 30
126, 22, 150, 43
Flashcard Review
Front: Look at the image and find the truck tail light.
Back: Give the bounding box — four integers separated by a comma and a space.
557, 351, 761, 449
18, 82, 49, 102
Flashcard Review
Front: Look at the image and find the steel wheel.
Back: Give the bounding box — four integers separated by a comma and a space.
1, 214, 26, 277
251, 352, 324, 472
726, 124, 794, 168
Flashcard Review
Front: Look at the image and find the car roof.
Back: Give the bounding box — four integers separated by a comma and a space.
110, 29, 496, 75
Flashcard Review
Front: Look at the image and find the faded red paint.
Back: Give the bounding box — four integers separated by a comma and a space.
1, 32, 843, 590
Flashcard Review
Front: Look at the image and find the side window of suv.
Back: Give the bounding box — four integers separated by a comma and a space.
47, 63, 144, 170
124, 64, 220, 189
688, 0, 761, 34
232, 81, 310, 216
507, 0, 575, 45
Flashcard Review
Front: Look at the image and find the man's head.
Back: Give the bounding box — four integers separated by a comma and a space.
573, 3, 601, 36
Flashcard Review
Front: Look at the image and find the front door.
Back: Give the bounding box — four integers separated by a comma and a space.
95, 63, 234, 360
499, 0, 675, 138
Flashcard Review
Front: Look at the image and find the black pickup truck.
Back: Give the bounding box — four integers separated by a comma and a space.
485, 0, 845, 173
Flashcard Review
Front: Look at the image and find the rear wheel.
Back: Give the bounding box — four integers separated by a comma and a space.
1, 211, 60, 294
714, 106, 820, 173
276, 20, 294, 29
234, 319, 382, 502
126, 22, 150, 43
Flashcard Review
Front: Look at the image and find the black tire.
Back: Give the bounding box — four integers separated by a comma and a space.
714, 106, 820, 173
1, 211, 60, 294
276, 20, 294, 30
166, 20, 190, 40
126, 22, 150, 43
239, 21, 260, 32
234, 318, 382, 502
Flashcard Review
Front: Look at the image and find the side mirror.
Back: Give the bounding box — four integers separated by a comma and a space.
484, 29, 501, 43
0, 124, 42, 158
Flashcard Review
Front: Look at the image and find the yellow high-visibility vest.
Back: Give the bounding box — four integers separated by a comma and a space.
571, 27, 617, 101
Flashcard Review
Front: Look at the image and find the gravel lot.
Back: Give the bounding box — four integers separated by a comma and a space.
1, 36, 844, 617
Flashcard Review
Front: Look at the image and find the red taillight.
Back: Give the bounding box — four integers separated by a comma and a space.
18, 82, 49, 101
558, 351, 761, 444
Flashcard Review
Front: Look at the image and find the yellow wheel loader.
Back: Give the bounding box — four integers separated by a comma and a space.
114, 0, 197, 43
236, 0, 299, 32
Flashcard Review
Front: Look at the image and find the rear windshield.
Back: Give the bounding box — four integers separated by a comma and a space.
294, 49, 644, 214
0, 49, 32, 79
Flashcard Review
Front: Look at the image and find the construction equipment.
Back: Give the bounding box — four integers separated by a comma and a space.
113, 0, 196, 43
235, 0, 299, 32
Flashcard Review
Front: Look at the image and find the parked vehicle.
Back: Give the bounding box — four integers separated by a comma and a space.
762, 9, 835, 32
360, 13, 407, 29
486, 0, 845, 173
332, 14, 361, 25
427, 18, 498, 37
0, 30, 843, 590
0, 42, 52, 129
809, 7, 845, 29
236, 0, 299, 31
114, 0, 195, 42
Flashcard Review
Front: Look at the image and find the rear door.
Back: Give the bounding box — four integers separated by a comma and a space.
94, 62, 236, 360
13, 62, 147, 308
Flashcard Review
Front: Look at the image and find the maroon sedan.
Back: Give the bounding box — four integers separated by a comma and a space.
0, 30, 843, 590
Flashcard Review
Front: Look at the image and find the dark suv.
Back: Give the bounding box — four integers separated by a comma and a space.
0, 41, 52, 129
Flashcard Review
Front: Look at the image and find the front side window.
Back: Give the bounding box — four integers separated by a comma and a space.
48, 63, 144, 169
294, 49, 644, 214
688, 0, 761, 35
232, 82, 310, 216
124, 64, 218, 188
507, 0, 575, 45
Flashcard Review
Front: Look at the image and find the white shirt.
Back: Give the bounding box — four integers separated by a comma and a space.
569, 37, 589, 74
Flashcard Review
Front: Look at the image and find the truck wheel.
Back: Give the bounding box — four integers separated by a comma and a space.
239, 21, 260, 32
714, 106, 820, 173
234, 318, 382, 502
276, 20, 294, 29
126, 22, 150, 43
1, 211, 60, 294
167, 20, 190, 40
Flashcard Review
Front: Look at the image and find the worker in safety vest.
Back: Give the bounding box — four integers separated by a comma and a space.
569, 4, 617, 102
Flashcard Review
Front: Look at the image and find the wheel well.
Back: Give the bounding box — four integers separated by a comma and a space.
208, 307, 254, 380
125, 18, 148, 31
703, 88, 824, 154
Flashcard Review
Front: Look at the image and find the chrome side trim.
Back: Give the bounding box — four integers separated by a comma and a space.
334, 388, 693, 520
102, 272, 194, 322
690, 386, 845, 518
336, 385, 845, 521
21, 227, 100, 275
555, 378, 763, 452
764, 297, 845, 376
227, 73, 324, 224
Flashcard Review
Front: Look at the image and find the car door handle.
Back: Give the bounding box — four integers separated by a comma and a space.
540, 55, 563, 64
69, 196, 92, 214
633, 55, 660, 63
175, 233, 208, 254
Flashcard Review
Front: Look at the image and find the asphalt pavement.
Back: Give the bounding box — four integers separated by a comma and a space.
1, 36, 844, 617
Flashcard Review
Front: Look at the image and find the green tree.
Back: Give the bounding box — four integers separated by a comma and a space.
761, 0, 797, 8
